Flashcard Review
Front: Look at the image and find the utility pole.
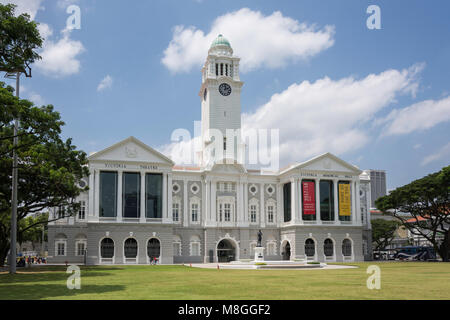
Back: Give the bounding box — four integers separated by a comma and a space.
7, 71, 20, 274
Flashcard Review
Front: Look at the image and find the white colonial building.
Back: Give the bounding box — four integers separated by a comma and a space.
48, 35, 373, 265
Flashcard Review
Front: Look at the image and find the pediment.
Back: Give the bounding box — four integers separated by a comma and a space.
209, 160, 247, 174
285, 153, 361, 175
88, 136, 174, 166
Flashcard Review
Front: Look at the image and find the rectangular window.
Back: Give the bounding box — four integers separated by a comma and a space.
224, 203, 231, 222
338, 181, 351, 221
76, 242, 85, 256
267, 205, 274, 223
215, 63, 218, 76
218, 204, 223, 222
100, 171, 118, 217
225, 64, 228, 76
191, 203, 199, 222
123, 172, 140, 218
78, 201, 86, 220
57, 243, 65, 256
191, 242, 200, 256
250, 205, 257, 223
302, 180, 316, 220
145, 173, 162, 218
220, 63, 223, 75
173, 203, 179, 222
283, 183, 291, 222
320, 180, 334, 221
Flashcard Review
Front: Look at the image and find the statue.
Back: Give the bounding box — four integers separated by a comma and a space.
257, 229, 263, 247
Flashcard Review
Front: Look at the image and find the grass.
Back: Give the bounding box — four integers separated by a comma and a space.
0, 262, 449, 300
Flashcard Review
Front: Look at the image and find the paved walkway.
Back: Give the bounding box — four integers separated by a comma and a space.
190, 263, 358, 270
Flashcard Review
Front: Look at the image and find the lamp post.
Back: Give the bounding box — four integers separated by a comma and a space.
5, 71, 20, 274
5, 67, 31, 274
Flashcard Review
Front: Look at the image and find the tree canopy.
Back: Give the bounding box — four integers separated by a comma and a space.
371, 218, 400, 251
0, 3, 43, 75
376, 166, 450, 261
0, 82, 89, 266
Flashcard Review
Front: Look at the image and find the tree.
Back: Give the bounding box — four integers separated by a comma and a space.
371, 219, 400, 251
0, 3, 43, 75
376, 166, 450, 261
0, 82, 89, 266
17, 213, 48, 251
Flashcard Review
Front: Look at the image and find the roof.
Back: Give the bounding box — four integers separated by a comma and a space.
210, 34, 231, 48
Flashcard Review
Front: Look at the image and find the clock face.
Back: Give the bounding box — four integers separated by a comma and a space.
219, 83, 232, 96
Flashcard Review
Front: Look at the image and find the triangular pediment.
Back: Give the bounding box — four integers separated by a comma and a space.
282, 153, 361, 175
208, 159, 247, 174
88, 136, 174, 166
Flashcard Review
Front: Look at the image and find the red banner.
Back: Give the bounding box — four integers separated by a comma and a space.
302, 181, 316, 215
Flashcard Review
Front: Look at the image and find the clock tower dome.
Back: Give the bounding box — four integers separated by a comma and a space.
198, 35, 244, 167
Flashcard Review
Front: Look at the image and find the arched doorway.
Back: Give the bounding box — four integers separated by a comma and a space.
217, 239, 236, 262
100, 238, 114, 264
124, 238, 138, 264
147, 238, 161, 264
282, 241, 291, 260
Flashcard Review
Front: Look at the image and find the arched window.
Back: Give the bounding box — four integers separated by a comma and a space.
305, 238, 315, 257
324, 239, 334, 257
124, 238, 138, 258
342, 239, 352, 257
147, 238, 161, 262
100, 238, 114, 258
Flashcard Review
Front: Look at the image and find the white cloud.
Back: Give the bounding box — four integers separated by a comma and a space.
1, 0, 86, 78
97, 75, 113, 91
421, 142, 450, 166
0, 0, 44, 20
162, 8, 334, 73
381, 96, 450, 136
56, 0, 79, 9
28, 92, 45, 105
241, 65, 422, 164
35, 29, 85, 77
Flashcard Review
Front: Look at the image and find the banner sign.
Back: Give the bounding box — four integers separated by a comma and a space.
338, 183, 351, 216
302, 181, 316, 215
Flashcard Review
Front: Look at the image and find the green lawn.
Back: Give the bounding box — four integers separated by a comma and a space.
0, 262, 449, 300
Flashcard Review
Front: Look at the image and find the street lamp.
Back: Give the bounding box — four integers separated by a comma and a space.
4, 67, 32, 274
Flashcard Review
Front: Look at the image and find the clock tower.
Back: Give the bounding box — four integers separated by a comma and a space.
198, 35, 244, 166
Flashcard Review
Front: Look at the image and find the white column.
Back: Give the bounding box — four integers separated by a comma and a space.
298, 179, 303, 224
244, 182, 249, 223
276, 183, 282, 226
183, 178, 189, 227
211, 180, 216, 223
167, 173, 173, 223
260, 183, 265, 228
351, 180, 357, 224
237, 182, 243, 224
94, 169, 100, 218
140, 172, 146, 223
355, 180, 361, 225
88, 169, 94, 217
290, 178, 297, 224
205, 179, 210, 224
315, 178, 321, 223
117, 171, 123, 222
334, 179, 339, 223
162, 173, 167, 222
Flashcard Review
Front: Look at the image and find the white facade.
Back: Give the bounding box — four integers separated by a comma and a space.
47, 35, 372, 265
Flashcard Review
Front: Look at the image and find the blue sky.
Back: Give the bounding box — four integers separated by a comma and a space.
2, 0, 450, 190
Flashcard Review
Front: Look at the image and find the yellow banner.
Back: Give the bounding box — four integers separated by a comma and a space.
338, 183, 351, 216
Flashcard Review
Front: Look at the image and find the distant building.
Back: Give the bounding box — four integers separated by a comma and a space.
367, 170, 386, 208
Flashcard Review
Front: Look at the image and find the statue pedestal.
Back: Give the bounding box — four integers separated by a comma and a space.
254, 247, 265, 262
